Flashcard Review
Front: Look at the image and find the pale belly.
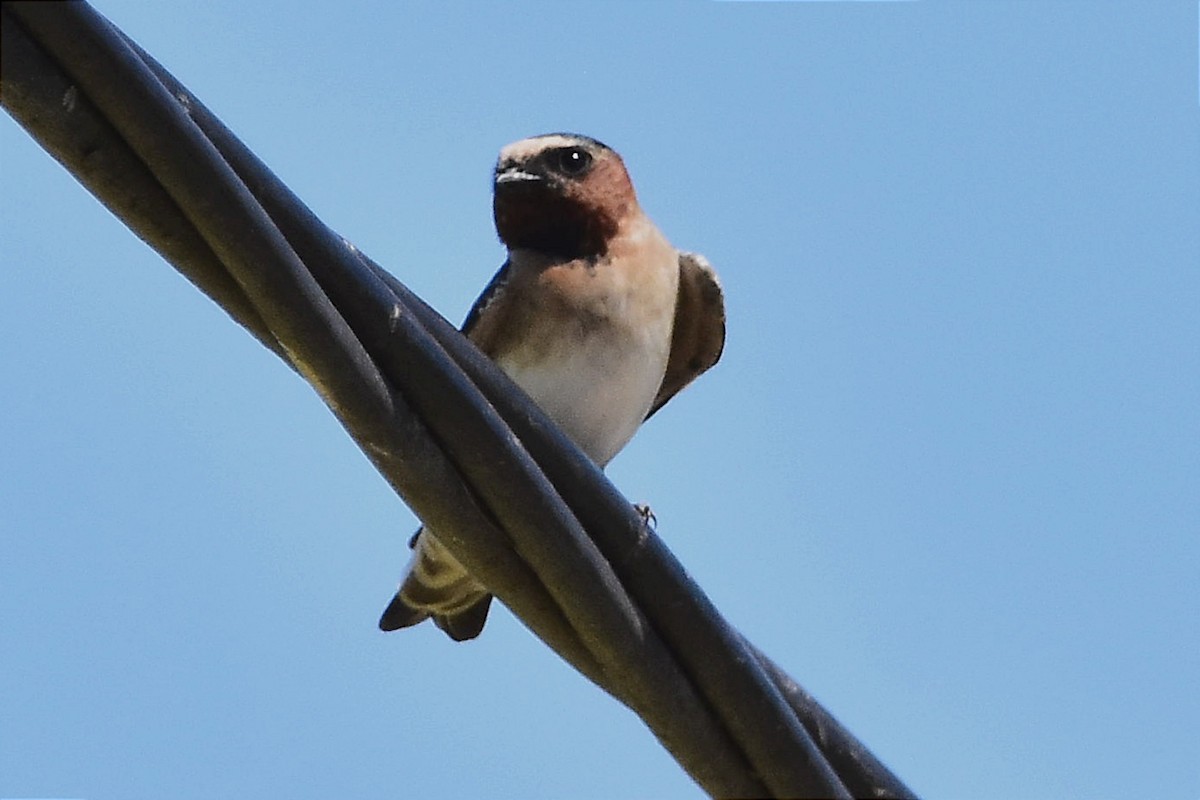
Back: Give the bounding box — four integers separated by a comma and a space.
497, 325, 668, 466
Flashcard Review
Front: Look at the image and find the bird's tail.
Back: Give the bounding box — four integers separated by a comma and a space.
378, 529, 493, 641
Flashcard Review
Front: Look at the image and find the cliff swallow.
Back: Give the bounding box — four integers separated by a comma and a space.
379, 133, 725, 641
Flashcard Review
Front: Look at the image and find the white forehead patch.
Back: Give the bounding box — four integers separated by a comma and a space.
498, 134, 593, 163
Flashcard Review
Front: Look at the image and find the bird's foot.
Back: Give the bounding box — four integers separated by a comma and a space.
633, 502, 657, 532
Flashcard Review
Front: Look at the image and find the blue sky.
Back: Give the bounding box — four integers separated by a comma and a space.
2, 2, 1197, 798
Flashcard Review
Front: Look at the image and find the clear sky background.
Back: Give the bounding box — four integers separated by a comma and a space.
2, 2, 1197, 798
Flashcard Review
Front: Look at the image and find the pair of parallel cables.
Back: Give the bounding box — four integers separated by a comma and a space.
2, 3, 913, 797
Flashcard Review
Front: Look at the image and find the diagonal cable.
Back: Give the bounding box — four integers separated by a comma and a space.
2, 2, 917, 797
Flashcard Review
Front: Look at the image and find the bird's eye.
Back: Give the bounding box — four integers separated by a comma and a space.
555, 147, 593, 176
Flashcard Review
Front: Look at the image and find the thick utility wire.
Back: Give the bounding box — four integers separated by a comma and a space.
1, 3, 915, 798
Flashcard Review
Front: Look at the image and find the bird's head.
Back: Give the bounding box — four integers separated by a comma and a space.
493, 133, 638, 259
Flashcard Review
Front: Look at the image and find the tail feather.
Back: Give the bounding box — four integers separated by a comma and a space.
431, 595, 493, 642
378, 592, 430, 632
378, 529, 492, 641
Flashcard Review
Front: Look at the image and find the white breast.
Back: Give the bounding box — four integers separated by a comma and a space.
499, 322, 668, 466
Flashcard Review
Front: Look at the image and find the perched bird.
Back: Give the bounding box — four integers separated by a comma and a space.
379, 133, 724, 640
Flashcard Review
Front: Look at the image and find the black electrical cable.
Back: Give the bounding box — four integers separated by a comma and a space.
1, 3, 917, 797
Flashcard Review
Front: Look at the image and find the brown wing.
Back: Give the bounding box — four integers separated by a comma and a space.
645, 252, 726, 420
461, 260, 511, 337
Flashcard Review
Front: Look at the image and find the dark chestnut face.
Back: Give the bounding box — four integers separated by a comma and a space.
493, 134, 635, 260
